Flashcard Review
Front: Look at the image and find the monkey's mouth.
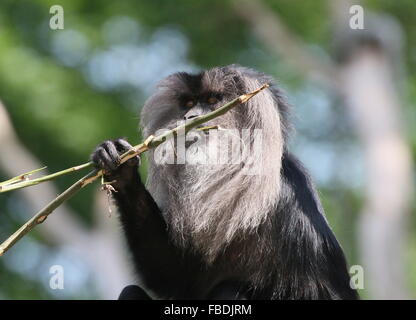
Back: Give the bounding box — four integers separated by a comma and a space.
184, 130, 204, 149
183, 126, 217, 149
185, 139, 197, 149
170, 124, 218, 150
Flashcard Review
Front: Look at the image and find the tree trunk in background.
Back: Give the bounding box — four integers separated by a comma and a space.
339, 48, 412, 299
332, 0, 413, 299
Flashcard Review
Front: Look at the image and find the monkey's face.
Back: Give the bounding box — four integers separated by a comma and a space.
141, 65, 272, 167
141, 66, 249, 135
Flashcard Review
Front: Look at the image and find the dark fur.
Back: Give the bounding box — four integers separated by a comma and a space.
91, 65, 358, 300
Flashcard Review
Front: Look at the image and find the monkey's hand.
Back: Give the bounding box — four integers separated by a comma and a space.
91, 139, 141, 190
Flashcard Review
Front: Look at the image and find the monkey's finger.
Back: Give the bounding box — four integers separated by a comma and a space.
115, 138, 140, 166
102, 141, 122, 163
93, 148, 119, 171
114, 138, 134, 153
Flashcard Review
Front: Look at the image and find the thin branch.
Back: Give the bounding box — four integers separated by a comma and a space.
0, 163, 92, 193
0, 84, 269, 256
0, 128, 214, 193
0, 170, 98, 256
0, 101, 134, 297
0, 84, 266, 194
0, 167, 47, 187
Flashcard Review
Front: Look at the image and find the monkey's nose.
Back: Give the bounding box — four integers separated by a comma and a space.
184, 105, 205, 120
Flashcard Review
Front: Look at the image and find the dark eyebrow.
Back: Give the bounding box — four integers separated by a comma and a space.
200, 91, 223, 99
176, 72, 203, 92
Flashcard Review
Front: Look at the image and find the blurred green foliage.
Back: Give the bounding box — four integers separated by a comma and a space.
0, 0, 415, 299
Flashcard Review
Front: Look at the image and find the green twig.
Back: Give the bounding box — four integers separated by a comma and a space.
0, 163, 92, 193
0, 127, 217, 193
0, 167, 47, 188
0, 83, 269, 256
0, 170, 98, 256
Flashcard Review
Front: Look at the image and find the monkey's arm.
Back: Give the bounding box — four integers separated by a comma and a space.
91, 139, 201, 299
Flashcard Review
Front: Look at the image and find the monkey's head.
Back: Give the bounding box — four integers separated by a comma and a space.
141, 65, 291, 260
142, 64, 291, 143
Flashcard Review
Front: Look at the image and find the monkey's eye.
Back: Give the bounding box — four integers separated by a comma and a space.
185, 100, 195, 108
207, 96, 218, 104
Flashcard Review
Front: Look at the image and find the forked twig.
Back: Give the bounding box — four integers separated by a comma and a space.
0, 83, 269, 256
